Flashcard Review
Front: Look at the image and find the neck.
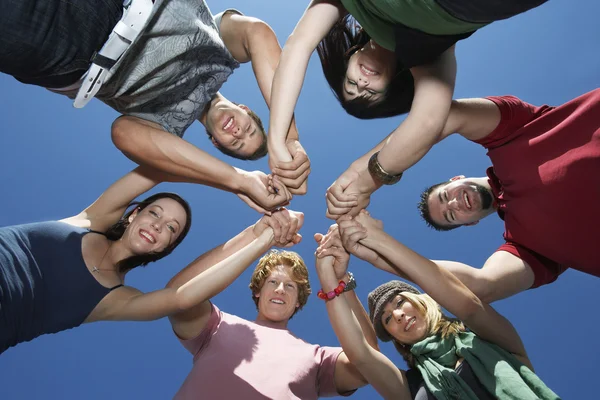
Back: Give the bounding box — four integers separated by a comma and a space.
199, 93, 225, 127
255, 313, 289, 329
106, 239, 135, 280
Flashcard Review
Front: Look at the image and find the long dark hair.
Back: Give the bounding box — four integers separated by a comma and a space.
105, 192, 192, 274
316, 15, 415, 119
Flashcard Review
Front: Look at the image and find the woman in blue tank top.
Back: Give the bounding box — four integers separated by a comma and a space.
0, 165, 294, 354
313, 212, 560, 399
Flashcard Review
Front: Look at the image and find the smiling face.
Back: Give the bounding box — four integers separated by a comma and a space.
123, 198, 188, 256
381, 295, 428, 345
254, 265, 301, 325
342, 40, 396, 103
204, 98, 265, 158
427, 177, 495, 228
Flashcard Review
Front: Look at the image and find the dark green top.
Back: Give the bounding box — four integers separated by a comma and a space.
339, 0, 486, 51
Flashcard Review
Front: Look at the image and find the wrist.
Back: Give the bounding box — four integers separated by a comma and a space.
232, 168, 248, 193
367, 151, 403, 185
356, 167, 382, 193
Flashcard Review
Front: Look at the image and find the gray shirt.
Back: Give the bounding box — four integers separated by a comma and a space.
97, 0, 240, 137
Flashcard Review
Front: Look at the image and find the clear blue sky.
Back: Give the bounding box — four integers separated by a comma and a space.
1, 0, 599, 398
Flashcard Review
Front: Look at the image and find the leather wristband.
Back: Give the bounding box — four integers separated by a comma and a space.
368, 151, 403, 185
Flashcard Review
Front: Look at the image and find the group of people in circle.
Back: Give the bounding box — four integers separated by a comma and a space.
2, 0, 598, 399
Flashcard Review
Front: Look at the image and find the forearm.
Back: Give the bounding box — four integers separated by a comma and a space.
267, 39, 313, 157
167, 225, 258, 288
343, 290, 379, 351
376, 50, 456, 175
319, 268, 379, 363
362, 231, 480, 319
176, 230, 273, 309
112, 117, 243, 192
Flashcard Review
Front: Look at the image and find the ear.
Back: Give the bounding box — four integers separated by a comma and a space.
238, 104, 250, 112
450, 175, 465, 182
128, 208, 140, 224
254, 292, 260, 298
296, 302, 300, 308
210, 135, 220, 148
464, 220, 479, 226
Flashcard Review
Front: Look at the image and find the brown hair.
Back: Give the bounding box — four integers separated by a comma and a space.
104, 192, 192, 274
249, 250, 311, 319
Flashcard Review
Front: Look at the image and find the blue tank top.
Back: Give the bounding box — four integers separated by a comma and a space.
0, 221, 122, 354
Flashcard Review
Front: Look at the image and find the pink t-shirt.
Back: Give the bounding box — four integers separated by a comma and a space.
475, 89, 600, 287
174, 304, 347, 399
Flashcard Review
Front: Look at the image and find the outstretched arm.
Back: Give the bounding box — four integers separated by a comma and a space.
341, 211, 533, 369
102, 210, 304, 331
220, 13, 310, 194
62, 166, 176, 232
315, 253, 411, 400
111, 116, 292, 213
326, 48, 457, 219
267, 0, 345, 164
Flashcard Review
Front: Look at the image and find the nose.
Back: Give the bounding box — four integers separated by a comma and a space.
232, 124, 243, 138
357, 77, 369, 90
447, 198, 459, 210
274, 282, 285, 294
392, 309, 404, 323
151, 221, 161, 232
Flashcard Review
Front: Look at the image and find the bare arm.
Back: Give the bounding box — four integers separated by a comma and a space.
267, 0, 345, 160
112, 116, 244, 191
111, 116, 292, 212
167, 209, 303, 339
440, 98, 502, 142
104, 229, 275, 323
61, 166, 173, 232
349, 212, 532, 369
316, 255, 411, 399
375, 47, 457, 175
221, 14, 310, 193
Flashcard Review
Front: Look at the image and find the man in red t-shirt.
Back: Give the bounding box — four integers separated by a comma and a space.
416, 89, 600, 302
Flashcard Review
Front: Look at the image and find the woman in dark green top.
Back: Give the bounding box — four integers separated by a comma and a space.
266, 0, 546, 220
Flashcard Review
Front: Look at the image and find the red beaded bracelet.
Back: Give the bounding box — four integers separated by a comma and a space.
317, 280, 346, 301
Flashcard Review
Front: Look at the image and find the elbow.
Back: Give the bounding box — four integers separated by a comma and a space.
456, 294, 485, 324
174, 289, 194, 312
111, 116, 138, 154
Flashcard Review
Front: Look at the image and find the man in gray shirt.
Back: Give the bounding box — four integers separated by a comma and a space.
1, 0, 309, 211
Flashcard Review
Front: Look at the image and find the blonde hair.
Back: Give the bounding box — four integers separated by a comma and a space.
249, 250, 311, 318
392, 292, 465, 368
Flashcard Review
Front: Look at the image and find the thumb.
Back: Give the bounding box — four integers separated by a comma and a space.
314, 233, 324, 244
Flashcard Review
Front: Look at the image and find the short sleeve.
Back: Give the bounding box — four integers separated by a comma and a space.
316, 346, 356, 397
213, 9, 243, 37
475, 96, 540, 149
495, 244, 568, 288
177, 303, 222, 359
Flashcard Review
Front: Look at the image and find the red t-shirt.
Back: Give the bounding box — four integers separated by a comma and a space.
475, 89, 600, 287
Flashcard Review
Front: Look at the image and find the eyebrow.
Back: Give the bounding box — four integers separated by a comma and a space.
437, 194, 452, 224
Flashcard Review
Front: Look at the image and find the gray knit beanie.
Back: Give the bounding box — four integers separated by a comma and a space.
368, 280, 421, 342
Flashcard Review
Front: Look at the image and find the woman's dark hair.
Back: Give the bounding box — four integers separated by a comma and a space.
105, 192, 192, 274
316, 15, 415, 119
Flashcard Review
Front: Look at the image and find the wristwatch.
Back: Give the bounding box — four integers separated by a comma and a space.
368, 151, 403, 185
342, 272, 357, 292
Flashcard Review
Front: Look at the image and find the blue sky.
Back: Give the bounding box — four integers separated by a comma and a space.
1, 0, 599, 398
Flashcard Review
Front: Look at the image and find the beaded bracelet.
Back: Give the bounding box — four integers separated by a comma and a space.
317, 280, 346, 301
